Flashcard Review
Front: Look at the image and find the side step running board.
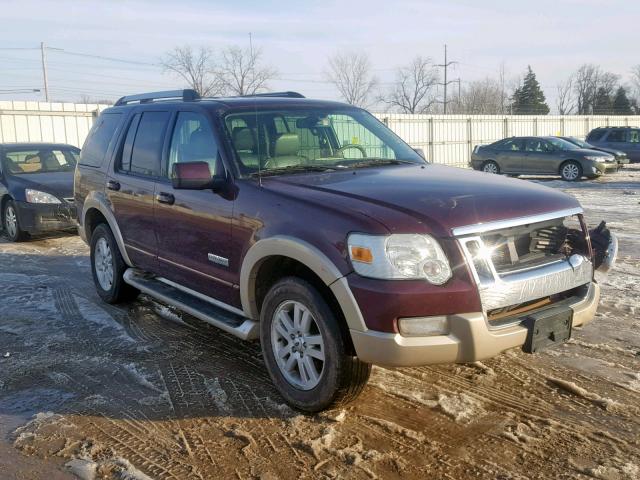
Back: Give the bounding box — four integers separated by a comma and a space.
123, 269, 259, 340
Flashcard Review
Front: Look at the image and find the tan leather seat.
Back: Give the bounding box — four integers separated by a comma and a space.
267, 133, 306, 168
232, 127, 260, 168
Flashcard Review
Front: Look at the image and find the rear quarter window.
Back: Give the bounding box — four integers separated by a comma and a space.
80, 112, 123, 167
586, 130, 606, 142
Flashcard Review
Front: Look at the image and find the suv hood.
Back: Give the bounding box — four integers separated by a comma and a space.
269, 164, 581, 236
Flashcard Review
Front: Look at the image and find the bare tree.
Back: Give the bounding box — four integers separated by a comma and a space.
380, 56, 439, 113
218, 45, 277, 96
326, 52, 378, 107
556, 77, 575, 115
451, 78, 507, 114
573, 64, 619, 114
161, 46, 224, 97
631, 65, 640, 103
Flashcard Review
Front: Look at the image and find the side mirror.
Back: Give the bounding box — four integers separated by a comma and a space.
172, 161, 227, 192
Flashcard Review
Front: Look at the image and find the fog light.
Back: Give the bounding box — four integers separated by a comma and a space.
397, 316, 449, 337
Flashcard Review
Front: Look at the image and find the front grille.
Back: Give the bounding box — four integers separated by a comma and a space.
481, 220, 568, 272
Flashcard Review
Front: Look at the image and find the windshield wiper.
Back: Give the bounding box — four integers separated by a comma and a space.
250, 164, 336, 177
337, 158, 418, 169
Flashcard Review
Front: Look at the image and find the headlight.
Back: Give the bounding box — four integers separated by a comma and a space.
25, 189, 61, 204
584, 155, 608, 163
348, 233, 452, 284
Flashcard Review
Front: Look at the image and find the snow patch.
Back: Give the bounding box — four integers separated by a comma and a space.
547, 376, 625, 412
364, 416, 425, 442
437, 393, 485, 423
204, 377, 229, 412
122, 363, 163, 393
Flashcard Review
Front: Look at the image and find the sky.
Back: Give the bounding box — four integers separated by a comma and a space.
1, 0, 639, 111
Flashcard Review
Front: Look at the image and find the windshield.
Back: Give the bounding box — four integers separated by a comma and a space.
223, 108, 424, 176
546, 137, 581, 151
3, 148, 78, 175
564, 137, 591, 149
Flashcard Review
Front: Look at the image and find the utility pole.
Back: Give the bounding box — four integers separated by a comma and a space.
436, 44, 457, 114
40, 41, 49, 102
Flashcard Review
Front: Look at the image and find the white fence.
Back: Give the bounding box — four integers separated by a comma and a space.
1, 101, 639, 168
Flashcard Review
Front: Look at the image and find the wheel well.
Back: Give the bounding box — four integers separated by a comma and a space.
254, 255, 355, 355
84, 208, 108, 241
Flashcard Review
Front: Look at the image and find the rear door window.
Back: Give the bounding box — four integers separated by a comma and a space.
586, 130, 606, 142
496, 139, 522, 151
119, 111, 170, 177
80, 112, 122, 167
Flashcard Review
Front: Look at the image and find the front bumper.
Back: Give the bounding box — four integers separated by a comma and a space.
350, 282, 599, 366
15, 200, 77, 234
591, 162, 619, 175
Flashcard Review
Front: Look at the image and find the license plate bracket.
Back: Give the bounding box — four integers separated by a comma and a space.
522, 307, 573, 354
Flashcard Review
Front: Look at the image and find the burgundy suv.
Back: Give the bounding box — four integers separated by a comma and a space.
75, 90, 617, 411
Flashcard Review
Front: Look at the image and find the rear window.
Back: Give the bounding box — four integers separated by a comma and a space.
80, 112, 122, 167
4, 148, 78, 174
586, 130, 606, 142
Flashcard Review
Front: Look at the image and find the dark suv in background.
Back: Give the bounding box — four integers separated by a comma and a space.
75, 90, 615, 411
587, 127, 640, 163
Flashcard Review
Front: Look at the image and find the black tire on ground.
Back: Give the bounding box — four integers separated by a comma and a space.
90, 223, 139, 304
2, 199, 28, 242
560, 161, 583, 182
260, 277, 371, 412
482, 160, 500, 174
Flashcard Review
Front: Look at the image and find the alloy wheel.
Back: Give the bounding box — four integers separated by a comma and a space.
5, 206, 17, 238
270, 300, 325, 390
483, 162, 498, 174
94, 237, 114, 291
562, 163, 580, 181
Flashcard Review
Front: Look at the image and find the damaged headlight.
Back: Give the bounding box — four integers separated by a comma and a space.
25, 189, 61, 204
348, 233, 452, 284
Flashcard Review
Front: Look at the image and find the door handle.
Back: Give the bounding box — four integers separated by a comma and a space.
156, 192, 175, 205
106, 180, 120, 191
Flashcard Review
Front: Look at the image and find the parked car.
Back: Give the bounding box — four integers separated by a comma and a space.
586, 127, 640, 163
0, 142, 79, 241
471, 136, 618, 181
558, 136, 629, 169
75, 90, 616, 411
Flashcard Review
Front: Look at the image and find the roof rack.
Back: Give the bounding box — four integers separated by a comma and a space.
114, 89, 200, 106
242, 91, 305, 99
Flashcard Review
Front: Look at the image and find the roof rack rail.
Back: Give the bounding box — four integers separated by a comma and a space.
115, 89, 200, 106
243, 91, 305, 99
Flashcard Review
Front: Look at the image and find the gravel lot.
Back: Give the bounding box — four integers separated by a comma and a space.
1, 168, 639, 480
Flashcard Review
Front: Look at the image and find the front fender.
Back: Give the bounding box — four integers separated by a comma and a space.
239, 236, 367, 332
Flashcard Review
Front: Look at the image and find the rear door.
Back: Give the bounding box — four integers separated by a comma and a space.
602, 128, 628, 155
493, 138, 524, 173
627, 129, 640, 162
153, 109, 237, 306
107, 109, 171, 271
522, 138, 557, 174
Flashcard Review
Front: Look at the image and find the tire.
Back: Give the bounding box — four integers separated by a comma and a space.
560, 161, 582, 181
260, 277, 371, 412
90, 223, 139, 304
482, 160, 500, 174
2, 200, 28, 242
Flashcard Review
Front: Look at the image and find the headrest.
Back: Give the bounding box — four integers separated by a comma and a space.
274, 134, 299, 157
233, 127, 255, 151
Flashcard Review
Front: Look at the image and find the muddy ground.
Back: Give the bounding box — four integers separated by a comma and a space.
0, 168, 639, 480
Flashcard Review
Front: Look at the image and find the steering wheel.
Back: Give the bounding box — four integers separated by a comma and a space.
337, 144, 367, 158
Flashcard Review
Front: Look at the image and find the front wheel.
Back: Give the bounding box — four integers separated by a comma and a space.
260, 277, 371, 412
482, 160, 500, 174
90, 223, 139, 304
560, 161, 582, 181
3, 200, 28, 242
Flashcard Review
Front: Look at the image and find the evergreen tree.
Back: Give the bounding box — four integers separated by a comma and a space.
511, 66, 550, 115
612, 86, 633, 115
593, 87, 613, 115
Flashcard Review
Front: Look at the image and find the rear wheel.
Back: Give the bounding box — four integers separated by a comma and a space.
560, 161, 582, 181
90, 223, 139, 303
3, 200, 28, 242
482, 160, 500, 174
260, 277, 371, 412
